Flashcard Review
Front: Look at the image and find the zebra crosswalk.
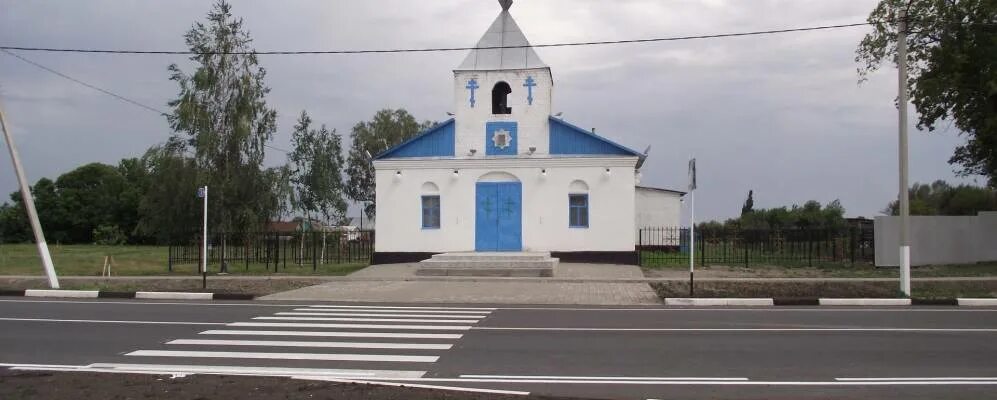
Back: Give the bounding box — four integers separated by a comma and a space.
92, 304, 495, 379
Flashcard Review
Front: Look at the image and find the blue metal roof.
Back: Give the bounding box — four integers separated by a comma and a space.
548, 117, 643, 157
375, 119, 456, 159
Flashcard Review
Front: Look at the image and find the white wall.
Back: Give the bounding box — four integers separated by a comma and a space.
635, 188, 683, 228
374, 157, 638, 253
874, 212, 997, 266
453, 68, 553, 157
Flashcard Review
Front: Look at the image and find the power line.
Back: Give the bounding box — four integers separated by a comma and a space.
0, 48, 291, 154
0, 22, 874, 55
1, 49, 167, 116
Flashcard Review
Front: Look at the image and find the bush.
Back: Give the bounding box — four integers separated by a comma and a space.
93, 224, 126, 245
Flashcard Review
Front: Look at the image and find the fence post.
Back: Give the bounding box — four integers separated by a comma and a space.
743, 232, 748, 268
313, 231, 318, 271
850, 227, 856, 267
220, 232, 226, 273
808, 230, 813, 268
168, 243, 173, 272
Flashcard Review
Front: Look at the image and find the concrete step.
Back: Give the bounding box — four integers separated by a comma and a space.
417, 252, 558, 277
427, 252, 552, 262
417, 267, 555, 277
420, 259, 559, 269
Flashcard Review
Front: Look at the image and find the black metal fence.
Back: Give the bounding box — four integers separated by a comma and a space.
168, 230, 374, 272
638, 226, 874, 267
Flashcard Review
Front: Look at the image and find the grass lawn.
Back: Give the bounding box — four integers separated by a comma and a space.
0, 243, 368, 277
642, 256, 997, 278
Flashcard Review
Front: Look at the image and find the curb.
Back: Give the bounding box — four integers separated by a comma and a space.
663, 297, 996, 307
665, 298, 773, 306
1, 289, 257, 300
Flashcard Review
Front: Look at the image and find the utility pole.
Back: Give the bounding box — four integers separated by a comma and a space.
897, 9, 911, 297
0, 99, 60, 288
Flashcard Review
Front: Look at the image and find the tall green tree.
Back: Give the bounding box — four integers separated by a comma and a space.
741, 190, 754, 216
137, 140, 201, 243
289, 111, 348, 225
884, 180, 997, 215
857, 0, 997, 185
167, 0, 278, 234
344, 109, 435, 219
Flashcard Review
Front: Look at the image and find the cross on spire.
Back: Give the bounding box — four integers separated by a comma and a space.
499, 0, 513, 11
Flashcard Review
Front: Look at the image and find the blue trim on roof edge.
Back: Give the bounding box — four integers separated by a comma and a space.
374, 119, 456, 160
548, 117, 643, 157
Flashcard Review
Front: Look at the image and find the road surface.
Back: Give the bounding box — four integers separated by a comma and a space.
2, 298, 996, 399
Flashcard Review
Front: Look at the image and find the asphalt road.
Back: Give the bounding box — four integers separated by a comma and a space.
2, 298, 997, 399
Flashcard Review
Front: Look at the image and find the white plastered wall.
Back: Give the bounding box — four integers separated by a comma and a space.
374, 157, 637, 253
635, 188, 683, 228
453, 68, 553, 157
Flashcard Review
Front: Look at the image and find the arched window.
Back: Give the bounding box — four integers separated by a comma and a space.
568, 180, 589, 228
421, 182, 441, 229
492, 82, 512, 114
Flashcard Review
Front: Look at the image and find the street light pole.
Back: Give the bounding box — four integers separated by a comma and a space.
0, 99, 60, 288
897, 9, 911, 296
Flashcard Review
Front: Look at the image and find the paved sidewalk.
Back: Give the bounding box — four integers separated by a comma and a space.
260, 263, 661, 305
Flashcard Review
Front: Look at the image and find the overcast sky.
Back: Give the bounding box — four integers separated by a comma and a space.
0, 0, 985, 223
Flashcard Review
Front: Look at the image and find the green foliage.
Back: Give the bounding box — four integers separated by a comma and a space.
857, 0, 997, 185
289, 111, 348, 226
884, 180, 997, 215
344, 109, 435, 219
136, 139, 201, 242
166, 0, 278, 233
92, 224, 126, 245
700, 199, 848, 232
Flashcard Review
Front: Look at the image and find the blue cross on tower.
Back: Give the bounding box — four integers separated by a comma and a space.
523, 76, 537, 105
466, 79, 480, 108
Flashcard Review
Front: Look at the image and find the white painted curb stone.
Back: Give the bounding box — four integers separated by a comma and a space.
958, 298, 997, 306
24, 289, 99, 298
819, 298, 911, 306
665, 298, 774, 306
135, 292, 213, 300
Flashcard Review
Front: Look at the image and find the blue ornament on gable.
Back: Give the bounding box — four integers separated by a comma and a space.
485, 122, 518, 156
466, 79, 480, 108
523, 76, 536, 106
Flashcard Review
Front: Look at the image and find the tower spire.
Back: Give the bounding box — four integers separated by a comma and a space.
499, 0, 512, 11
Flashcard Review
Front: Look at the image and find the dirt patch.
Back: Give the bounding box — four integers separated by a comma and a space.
651, 280, 997, 299
0, 277, 327, 296
0, 370, 581, 400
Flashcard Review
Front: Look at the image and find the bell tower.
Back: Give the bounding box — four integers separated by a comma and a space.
453, 0, 553, 157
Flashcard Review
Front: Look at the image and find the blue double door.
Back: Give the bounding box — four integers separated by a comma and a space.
475, 182, 522, 252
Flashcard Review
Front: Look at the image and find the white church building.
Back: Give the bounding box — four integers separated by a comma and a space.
372, 0, 682, 265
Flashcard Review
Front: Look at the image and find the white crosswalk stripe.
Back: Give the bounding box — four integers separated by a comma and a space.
198, 330, 463, 339
167, 339, 453, 350
277, 312, 486, 318
115, 305, 494, 379
253, 316, 481, 324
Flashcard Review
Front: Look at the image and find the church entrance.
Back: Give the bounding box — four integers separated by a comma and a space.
475, 181, 522, 252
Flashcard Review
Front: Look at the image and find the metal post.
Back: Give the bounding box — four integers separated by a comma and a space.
0, 100, 60, 288
200, 186, 208, 289
897, 8, 912, 297
689, 190, 695, 297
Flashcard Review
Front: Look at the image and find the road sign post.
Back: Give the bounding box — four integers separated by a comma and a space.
198, 186, 208, 289
688, 158, 696, 297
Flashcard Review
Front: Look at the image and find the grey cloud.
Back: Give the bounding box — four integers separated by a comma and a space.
0, 0, 981, 224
